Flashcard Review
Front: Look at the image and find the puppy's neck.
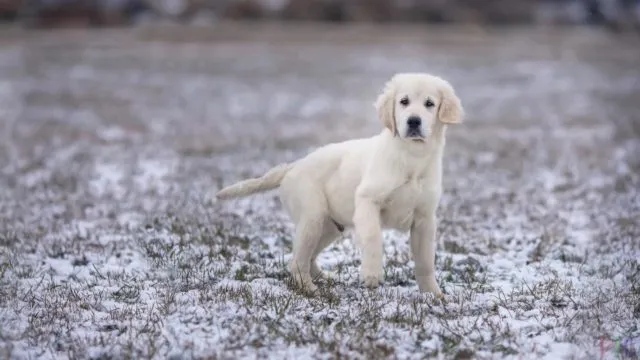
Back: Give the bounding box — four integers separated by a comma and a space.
376, 126, 445, 182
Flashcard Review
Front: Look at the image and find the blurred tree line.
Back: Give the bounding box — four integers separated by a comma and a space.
0, 0, 638, 30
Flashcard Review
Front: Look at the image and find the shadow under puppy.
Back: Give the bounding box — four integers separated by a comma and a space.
216, 73, 464, 296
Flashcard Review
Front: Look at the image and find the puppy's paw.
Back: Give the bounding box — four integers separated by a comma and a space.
289, 271, 318, 294
362, 274, 383, 288
303, 282, 319, 294
432, 290, 444, 301
292, 276, 318, 294
425, 283, 443, 298
420, 287, 444, 302
417, 276, 442, 296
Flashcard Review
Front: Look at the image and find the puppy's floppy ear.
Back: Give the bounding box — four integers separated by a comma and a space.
438, 81, 464, 124
374, 78, 397, 136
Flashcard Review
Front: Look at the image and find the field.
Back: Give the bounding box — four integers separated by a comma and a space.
0, 23, 639, 359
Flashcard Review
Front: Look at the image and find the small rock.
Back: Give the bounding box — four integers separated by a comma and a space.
550, 296, 568, 308
454, 348, 475, 360
72, 256, 89, 266
98, 324, 120, 332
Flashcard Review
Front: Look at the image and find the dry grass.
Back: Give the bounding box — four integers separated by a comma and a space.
0, 24, 639, 359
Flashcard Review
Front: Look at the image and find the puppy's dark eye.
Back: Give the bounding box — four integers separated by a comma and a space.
425, 99, 435, 108
399, 97, 409, 106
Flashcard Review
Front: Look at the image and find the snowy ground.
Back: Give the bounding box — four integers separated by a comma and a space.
0, 24, 639, 359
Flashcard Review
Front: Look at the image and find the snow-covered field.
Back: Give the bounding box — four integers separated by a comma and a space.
0, 24, 639, 359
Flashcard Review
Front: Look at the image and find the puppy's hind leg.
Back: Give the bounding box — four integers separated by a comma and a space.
290, 216, 325, 293
310, 221, 342, 281
281, 177, 330, 294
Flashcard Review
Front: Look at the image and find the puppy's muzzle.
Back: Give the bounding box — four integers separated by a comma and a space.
406, 116, 423, 138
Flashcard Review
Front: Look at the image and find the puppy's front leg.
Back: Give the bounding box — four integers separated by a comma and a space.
353, 195, 384, 288
410, 211, 443, 297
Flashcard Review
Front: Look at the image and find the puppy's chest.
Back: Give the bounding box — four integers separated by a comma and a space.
380, 177, 424, 231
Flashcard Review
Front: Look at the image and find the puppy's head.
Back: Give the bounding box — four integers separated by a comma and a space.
374, 73, 464, 142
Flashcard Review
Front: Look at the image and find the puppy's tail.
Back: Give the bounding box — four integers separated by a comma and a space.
215, 162, 294, 200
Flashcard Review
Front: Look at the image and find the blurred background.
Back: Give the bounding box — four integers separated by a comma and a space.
0, 1, 639, 358
0, 0, 639, 30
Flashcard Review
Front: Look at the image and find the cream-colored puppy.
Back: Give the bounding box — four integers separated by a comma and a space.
216, 73, 463, 295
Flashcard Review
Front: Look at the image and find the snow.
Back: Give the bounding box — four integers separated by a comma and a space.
0, 25, 639, 360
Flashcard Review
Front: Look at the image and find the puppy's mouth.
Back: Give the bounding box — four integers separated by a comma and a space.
405, 129, 425, 142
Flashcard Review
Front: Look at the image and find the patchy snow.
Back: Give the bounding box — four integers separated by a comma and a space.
90, 162, 126, 198
0, 26, 639, 360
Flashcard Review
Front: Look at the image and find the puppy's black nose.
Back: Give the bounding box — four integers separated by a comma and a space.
407, 116, 421, 128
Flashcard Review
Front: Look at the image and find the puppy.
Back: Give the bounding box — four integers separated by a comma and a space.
216, 73, 464, 295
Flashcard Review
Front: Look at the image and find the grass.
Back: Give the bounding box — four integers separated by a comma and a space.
1, 25, 639, 360
1, 207, 637, 358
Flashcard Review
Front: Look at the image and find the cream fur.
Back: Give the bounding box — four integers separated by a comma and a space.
215, 73, 464, 295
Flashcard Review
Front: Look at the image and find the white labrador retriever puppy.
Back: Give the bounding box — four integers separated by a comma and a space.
216, 73, 463, 295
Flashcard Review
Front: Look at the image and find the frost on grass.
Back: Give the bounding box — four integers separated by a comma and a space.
0, 27, 639, 359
